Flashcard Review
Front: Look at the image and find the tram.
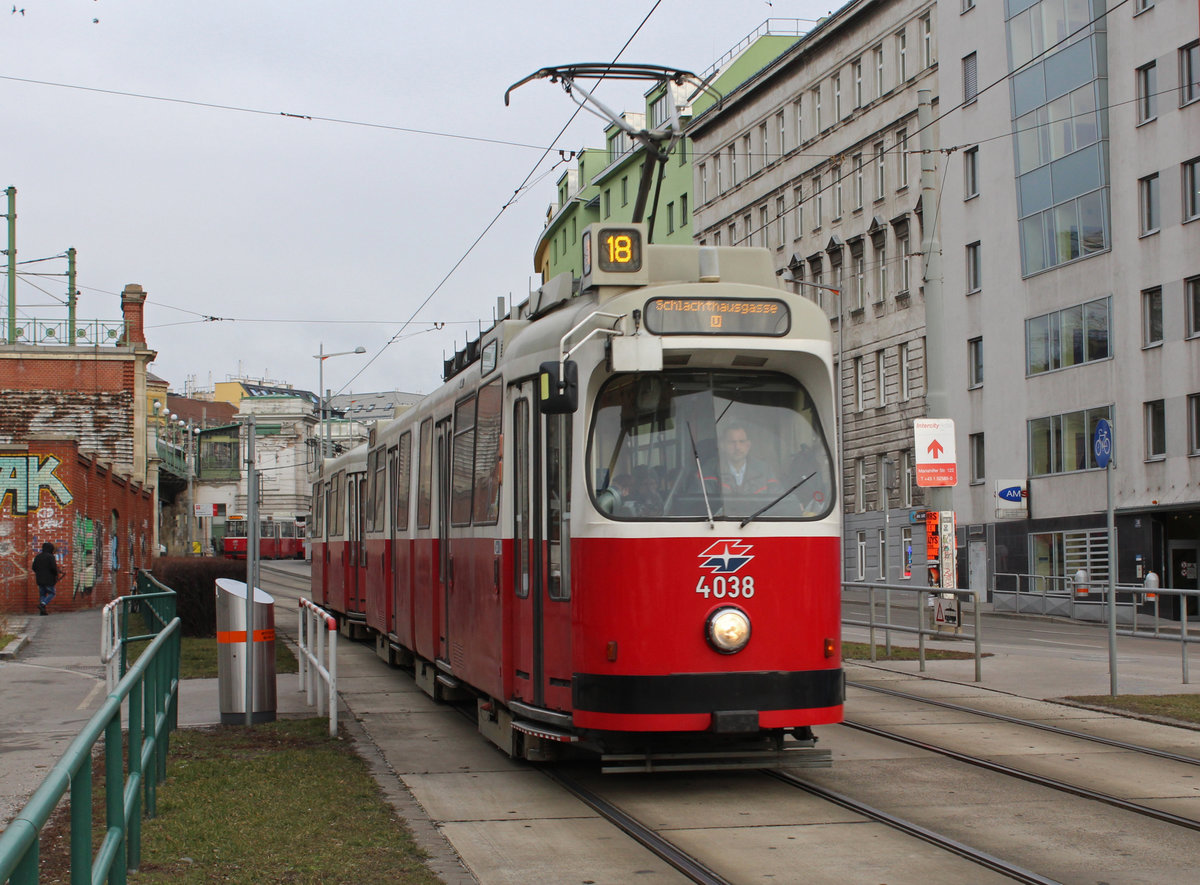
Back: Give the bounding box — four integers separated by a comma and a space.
311, 223, 843, 770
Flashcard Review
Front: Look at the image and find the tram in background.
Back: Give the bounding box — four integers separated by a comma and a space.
223, 514, 307, 560
310, 223, 843, 771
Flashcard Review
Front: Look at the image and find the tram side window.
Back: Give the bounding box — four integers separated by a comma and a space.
472, 378, 504, 525
394, 433, 412, 531
546, 413, 572, 600
417, 418, 433, 529
311, 483, 323, 536
330, 471, 344, 537
451, 395, 476, 526
367, 448, 387, 532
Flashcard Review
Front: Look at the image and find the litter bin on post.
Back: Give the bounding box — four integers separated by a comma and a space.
215, 578, 277, 724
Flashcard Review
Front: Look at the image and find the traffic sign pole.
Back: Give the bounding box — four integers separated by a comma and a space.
1094, 418, 1117, 696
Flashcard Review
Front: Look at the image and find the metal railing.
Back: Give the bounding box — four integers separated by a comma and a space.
2, 318, 127, 347
298, 598, 338, 737
102, 572, 180, 691
1123, 586, 1199, 684
843, 580, 984, 682
0, 575, 180, 883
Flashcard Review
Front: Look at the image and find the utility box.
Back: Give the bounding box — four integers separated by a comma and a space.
215, 578, 277, 724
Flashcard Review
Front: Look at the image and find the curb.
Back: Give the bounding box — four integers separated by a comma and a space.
0, 634, 29, 659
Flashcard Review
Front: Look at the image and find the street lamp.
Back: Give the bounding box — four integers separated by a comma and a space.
313, 343, 367, 460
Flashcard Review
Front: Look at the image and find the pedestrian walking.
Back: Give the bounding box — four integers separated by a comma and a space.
31, 541, 61, 616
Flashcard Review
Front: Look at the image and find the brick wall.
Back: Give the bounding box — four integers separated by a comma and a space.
0, 440, 154, 613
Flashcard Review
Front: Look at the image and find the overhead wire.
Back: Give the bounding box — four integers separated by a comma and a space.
335, 0, 668, 397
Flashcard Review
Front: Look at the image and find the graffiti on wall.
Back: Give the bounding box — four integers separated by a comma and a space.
0, 455, 73, 516
73, 515, 100, 598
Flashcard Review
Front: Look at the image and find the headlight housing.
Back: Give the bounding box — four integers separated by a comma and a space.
706, 606, 751, 654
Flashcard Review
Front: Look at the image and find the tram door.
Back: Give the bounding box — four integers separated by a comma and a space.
511, 395, 535, 703
348, 474, 367, 613
435, 417, 452, 663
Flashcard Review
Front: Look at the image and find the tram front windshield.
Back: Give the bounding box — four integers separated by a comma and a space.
589, 371, 835, 521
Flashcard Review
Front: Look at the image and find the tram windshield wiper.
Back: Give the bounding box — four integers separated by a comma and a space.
739, 472, 816, 529
686, 421, 715, 527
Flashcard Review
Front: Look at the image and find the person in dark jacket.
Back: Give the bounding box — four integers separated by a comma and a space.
31, 542, 60, 616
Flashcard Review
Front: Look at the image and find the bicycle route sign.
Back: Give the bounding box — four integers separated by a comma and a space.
1093, 418, 1112, 469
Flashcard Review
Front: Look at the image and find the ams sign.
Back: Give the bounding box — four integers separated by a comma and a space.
0, 455, 74, 516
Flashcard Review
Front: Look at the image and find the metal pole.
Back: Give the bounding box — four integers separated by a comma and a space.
67, 247, 77, 342
317, 342, 325, 460
245, 416, 258, 726
1106, 457, 1118, 695
6, 186, 15, 343
186, 422, 195, 556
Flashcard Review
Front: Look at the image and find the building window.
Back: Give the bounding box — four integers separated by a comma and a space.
699, 164, 707, 203
1182, 41, 1200, 106
813, 175, 823, 229
899, 342, 911, 400
728, 222, 737, 245
901, 526, 913, 577
855, 459, 866, 514
759, 122, 769, 166
877, 455, 890, 511
1184, 157, 1200, 222
744, 212, 753, 246
728, 143, 737, 186
896, 129, 909, 189
1187, 276, 1200, 338
777, 112, 786, 159
621, 176, 628, 206
833, 74, 842, 121
1139, 173, 1160, 235
963, 0, 975, 10
760, 205, 770, 249
793, 98, 803, 145
1142, 287, 1163, 346
898, 235, 911, 292
966, 241, 981, 293
1134, 0, 1154, 11
680, 194, 688, 226
853, 58, 863, 108
963, 52, 978, 104
874, 44, 885, 96
854, 356, 864, 410
603, 189, 611, 219
833, 164, 843, 219
854, 154, 864, 210
1028, 406, 1113, 475
666, 201, 675, 235
900, 450, 913, 507
876, 243, 888, 301
922, 15, 933, 68
853, 250, 866, 310
712, 230, 721, 246
969, 433, 985, 483
813, 85, 822, 132
1137, 62, 1157, 124
875, 142, 886, 199
793, 185, 803, 237
875, 350, 887, 406
1144, 400, 1166, 459
715, 155, 722, 194
775, 196, 786, 248
743, 133, 753, 177
1026, 297, 1111, 374
968, 337, 983, 388
878, 530, 888, 579
1189, 393, 1200, 455
897, 29, 908, 83
856, 530, 867, 577
964, 146, 979, 198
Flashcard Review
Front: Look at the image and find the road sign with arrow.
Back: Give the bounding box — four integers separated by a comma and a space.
913, 418, 957, 487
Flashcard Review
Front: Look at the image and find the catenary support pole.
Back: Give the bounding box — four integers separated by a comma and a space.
245, 415, 258, 726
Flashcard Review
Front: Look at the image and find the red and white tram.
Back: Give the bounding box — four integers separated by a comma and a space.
311, 223, 843, 770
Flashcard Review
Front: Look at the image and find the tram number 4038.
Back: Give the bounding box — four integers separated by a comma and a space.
695, 575, 756, 599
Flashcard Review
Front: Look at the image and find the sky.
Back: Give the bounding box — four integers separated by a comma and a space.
3, 0, 837, 399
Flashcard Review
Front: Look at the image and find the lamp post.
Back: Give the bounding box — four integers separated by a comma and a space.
313, 344, 366, 460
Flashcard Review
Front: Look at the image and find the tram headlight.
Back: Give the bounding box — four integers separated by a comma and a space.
706, 606, 751, 654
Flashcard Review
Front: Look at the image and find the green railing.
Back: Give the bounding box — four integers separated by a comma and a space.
0, 572, 180, 884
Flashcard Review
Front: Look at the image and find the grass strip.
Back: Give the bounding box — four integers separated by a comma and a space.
38, 718, 442, 885
842, 640, 980, 661
126, 636, 299, 679
1065, 694, 1200, 726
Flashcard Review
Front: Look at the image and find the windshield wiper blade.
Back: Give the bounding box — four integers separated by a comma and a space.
739, 471, 816, 529
687, 421, 715, 527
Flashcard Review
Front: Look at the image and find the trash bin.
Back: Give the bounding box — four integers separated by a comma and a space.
215, 578, 277, 724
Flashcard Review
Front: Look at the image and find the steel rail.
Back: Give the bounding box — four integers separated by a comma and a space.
767, 770, 1061, 885
849, 680, 1200, 765
545, 769, 735, 885
844, 719, 1200, 833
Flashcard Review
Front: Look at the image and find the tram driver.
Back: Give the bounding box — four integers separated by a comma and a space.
719, 424, 779, 501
